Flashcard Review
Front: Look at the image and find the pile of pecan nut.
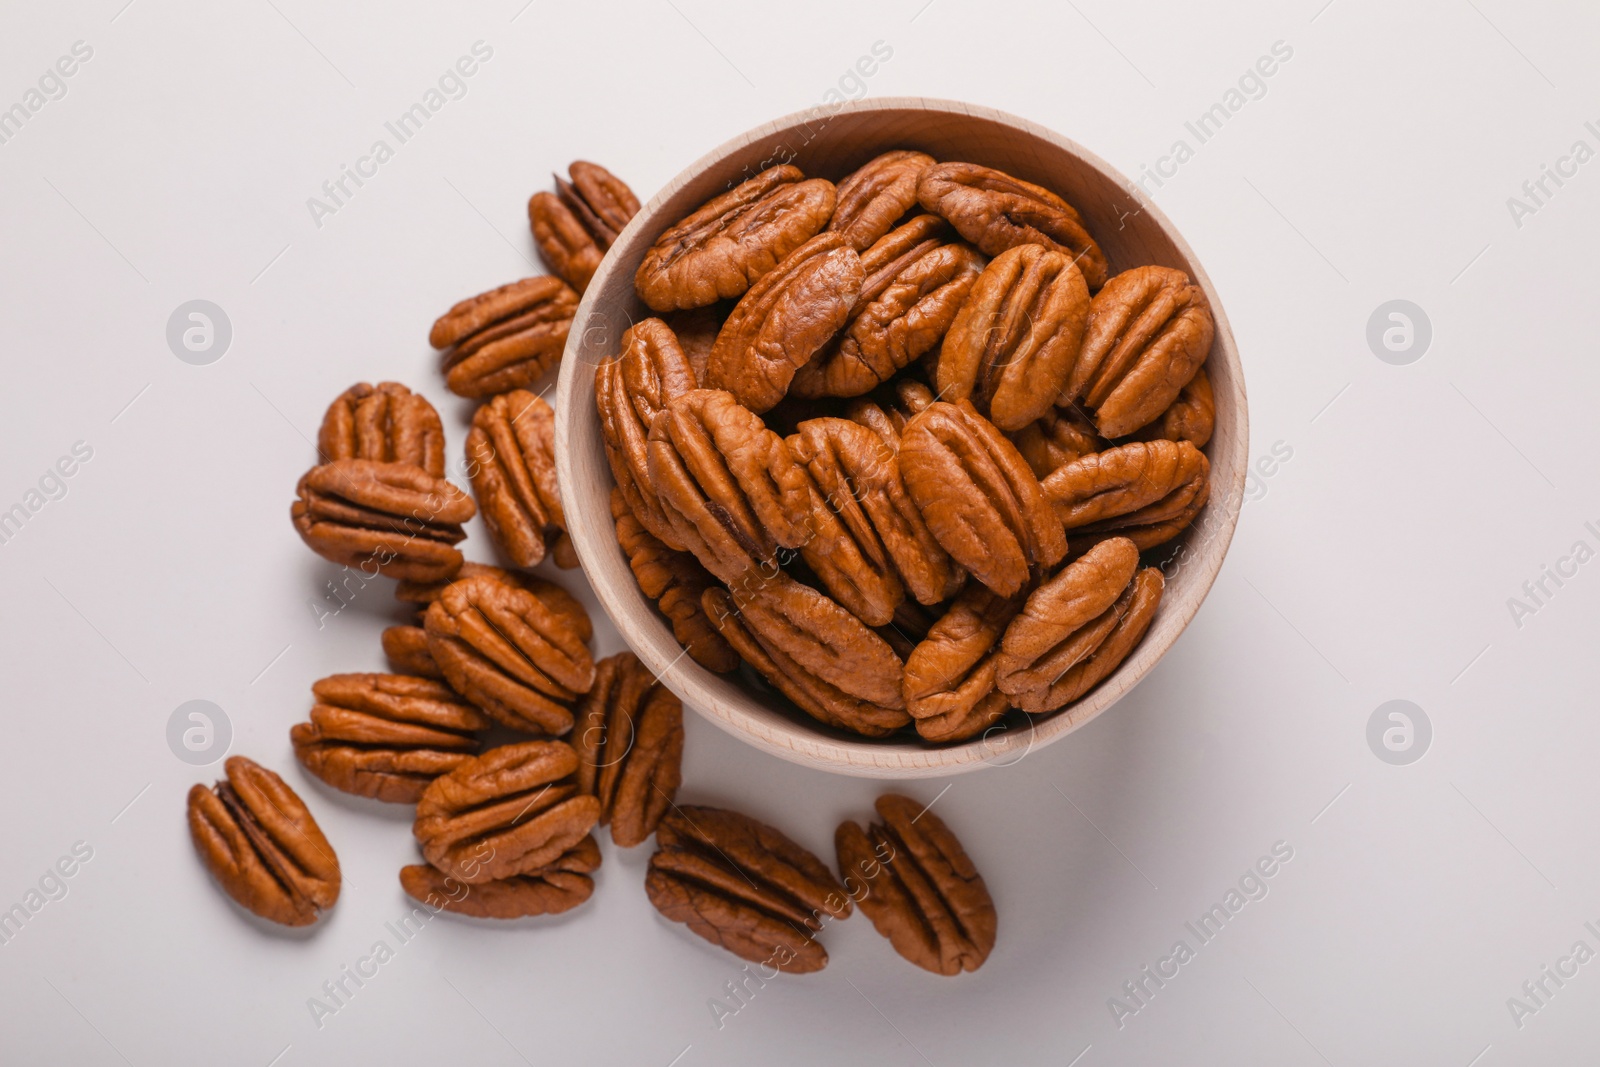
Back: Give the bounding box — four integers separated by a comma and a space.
602, 152, 1215, 746
185, 160, 996, 976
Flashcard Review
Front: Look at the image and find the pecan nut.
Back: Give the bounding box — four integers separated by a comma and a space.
529, 160, 639, 293
647, 805, 850, 973
424, 573, 596, 735
573, 652, 685, 847
828, 150, 936, 250
844, 378, 938, 451
430, 276, 579, 399
706, 233, 864, 412
397, 563, 593, 645
835, 794, 996, 975
290, 673, 487, 803
903, 586, 1023, 743
917, 162, 1108, 289
382, 624, 443, 679
467, 389, 569, 568
1007, 404, 1107, 480
646, 389, 813, 583
187, 756, 341, 926
663, 304, 728, 385
936, 243, 1090, 430
612, 489, 739, 673
317, 382, 445, 477
1041, 440, 1210, 550
291, 459, 475, 582
635, 165, 836, 311
1060, 266, 1213, 438
1130, 366, 1214, 449
792, 217, 985, 399
898, 401, 1066, 597
413, 740, 601, 884
400, 835, 601, 919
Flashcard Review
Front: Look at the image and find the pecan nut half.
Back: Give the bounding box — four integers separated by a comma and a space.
291, 459, 475, 582
400, 835, 601, 919
424, 573, 596, 735
573, 652, 685, 847
898, 401, 1066, 597
828, 150, 937, 250
706, 233, 864, 412
467, 389, 568, 568
396, 563, 593, 645
529, 160, 639, 293
1007, 404, 1107, 480
636, 165, 836, 311
792, 217, 985, 399
917, 162, 1108, 289
836, 794, 996, 975
903, 586, 1024, 743
663, 304, 728, 385
646, 389, 812, 584
413, 740, 600, 884
430, 276, 579, 399
936, 243, 1090, 430
318, 382, 445, 477
1061, 266, 1213, 438
290, 673, 488, 803
612, 489, 739, 673
382, 624, 443, 679
1041, 440, 1210, 550
596, 318, 701, 549
1130, 366, 1214, 449
647, 805, 850, 973
843, 378, 938, 451
187, 756, 340, 926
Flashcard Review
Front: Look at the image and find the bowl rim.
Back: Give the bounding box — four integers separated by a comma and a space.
554, 95, 1248, 778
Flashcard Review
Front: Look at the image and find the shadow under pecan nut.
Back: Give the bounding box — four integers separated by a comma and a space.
187, 756, 341, 926
903, 586, 1024, 743
917, 161, 1108, 289
529, 160, 639, 293
937, 243, 1091, 431
291, 459, 475, 582
1041, 439, 1210, 551
1061, 266, 1214, 438
636, 165, 836, 311
413, 740, 601, 884
400, 835, 602, 918
898, 401, 1066, 597
467, 389, 567, 568
430, 276, 579, 399
646, 389, 813, 584
836, 793, 996, 975
290, 673, 489, 803
317, 382, 445, 477
828, 150, 937, 250
647, 805, 850, 973
423, 573, 596, 735
573, 652, 685, 848
706, 233, 864, 413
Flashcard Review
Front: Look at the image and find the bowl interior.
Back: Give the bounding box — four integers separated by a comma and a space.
555, 97, 1247, 778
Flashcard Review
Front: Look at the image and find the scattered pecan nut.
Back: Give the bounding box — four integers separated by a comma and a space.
467, 389, 569, 568
290, 673, 488, 803
1041, 439, 1210, 550
573, 652, 685, 847
423, 573, 596, 735
291, 459, 475, 582
898, 401, 1066, 597
1060, 266, 1213, 438
529, 160, 639, 293
400, 835, 601, 919
835, 794, 996, 975
828, 150, 937, 250
936, 243, 1090, 430
635, 165, 836, 311
430, 276, 579, 399
317, 381, 445, 477
903, 586, 1024, 743
1130, 366, 1214, 449
917, 161, 1108, 289
612, 489, 740, 673
396, 562, 593, 644
187, 756, 341, 926
706, 233, 864, 412
646, 805, 850, 973
382, 624, 443, 679
1007, 404, 1107, 480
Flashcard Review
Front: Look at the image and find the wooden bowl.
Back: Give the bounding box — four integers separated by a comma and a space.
554, 97, 1247, 778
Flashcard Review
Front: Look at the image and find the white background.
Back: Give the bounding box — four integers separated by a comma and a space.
1, 0, 1596, 1063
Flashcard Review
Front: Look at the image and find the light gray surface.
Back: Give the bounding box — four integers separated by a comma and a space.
0, 1, 1593, 1064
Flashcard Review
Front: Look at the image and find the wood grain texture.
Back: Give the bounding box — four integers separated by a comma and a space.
554, 98, 1247, 779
